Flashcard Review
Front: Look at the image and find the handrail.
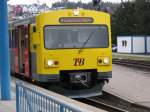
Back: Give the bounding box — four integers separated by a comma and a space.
16, 81, 104, 112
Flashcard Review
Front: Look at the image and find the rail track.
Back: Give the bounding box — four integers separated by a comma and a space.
113, 58, 150, 70
76, 90, 150, 112
13, 75, 150, 112
76, 97, 127, 112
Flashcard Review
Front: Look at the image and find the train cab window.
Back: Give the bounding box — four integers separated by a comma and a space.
44, 25, 109, 49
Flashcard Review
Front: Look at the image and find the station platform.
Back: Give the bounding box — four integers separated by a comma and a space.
113, 53, 150, 61
0, 77, 106, 112
104, 64, 150, 108
0, 77, 16, 112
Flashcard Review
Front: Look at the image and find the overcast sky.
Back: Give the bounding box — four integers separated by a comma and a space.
8, 0, 122, 7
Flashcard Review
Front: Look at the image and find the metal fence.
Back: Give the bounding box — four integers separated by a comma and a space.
16, 82, 82, 112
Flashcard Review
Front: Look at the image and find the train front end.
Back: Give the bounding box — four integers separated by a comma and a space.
31, 9, 112, 98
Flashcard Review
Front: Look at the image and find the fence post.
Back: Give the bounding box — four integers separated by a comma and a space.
16, 83, 19, 112
60, 105, 64, 112
24, 88, 33, 112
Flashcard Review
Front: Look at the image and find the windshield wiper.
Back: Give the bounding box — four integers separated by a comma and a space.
78, 31, 93, 54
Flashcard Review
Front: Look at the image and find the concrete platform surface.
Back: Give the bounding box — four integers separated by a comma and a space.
104, 64, 150, 107
0, 77, 16, 112
0, 100, 16, 112
0, 77, 107, 112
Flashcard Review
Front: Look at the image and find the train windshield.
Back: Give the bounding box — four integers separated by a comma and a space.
44, 25, 108, 49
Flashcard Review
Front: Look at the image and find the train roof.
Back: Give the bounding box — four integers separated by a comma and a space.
41, 9, 110, 16
9, 16, 36, 27
9, 9, 110, 28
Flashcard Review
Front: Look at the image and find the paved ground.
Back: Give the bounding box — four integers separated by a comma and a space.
0, 77, 106, 112
104, 64, 150, 107
1, 64, 150, 111
0, 101, 16, 112
0, 77, 16, 112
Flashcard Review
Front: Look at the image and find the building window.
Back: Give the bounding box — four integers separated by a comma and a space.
122, 40, 127, 47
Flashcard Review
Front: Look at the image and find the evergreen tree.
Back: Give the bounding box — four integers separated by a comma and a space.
112, 0, 150, 44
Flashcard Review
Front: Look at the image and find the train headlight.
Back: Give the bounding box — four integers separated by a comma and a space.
45, 58, 59, 68
97, 58, 103, 65
73, 8, 80, 16
103, 57, 109, 64
47, 60, 54, 66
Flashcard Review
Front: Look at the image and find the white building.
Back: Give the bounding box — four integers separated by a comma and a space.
117, 36, 150, 54
147, 36, 150, 53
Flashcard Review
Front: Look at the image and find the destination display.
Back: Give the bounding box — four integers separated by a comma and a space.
59, 17, 94, 23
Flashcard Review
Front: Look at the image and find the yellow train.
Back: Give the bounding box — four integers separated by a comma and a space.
9, 9, 112, 98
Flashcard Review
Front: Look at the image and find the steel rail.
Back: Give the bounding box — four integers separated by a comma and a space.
113, 59, 150, 70
103, 90, 150, 112
76, 98, 128, 112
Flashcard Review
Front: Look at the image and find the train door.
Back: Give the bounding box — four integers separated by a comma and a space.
24, 25, 30, 77
18, 26, 24, 74
14, 27, 19, 74
9, 29, 13, 72
18, 25, 30, 77
11, 29, 15, 73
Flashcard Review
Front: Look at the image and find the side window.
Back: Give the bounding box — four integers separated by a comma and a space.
122, 40, 124, 46
15, 28, 19, 48
125, 41, 127, 46
25, 26, 29, 48
12, 30, 15, 48
9, 30, 11, 48
122, 40, 127, 47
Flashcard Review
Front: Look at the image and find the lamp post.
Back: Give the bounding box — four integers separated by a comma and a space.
134, 24, 137, 35
92, 0, 101, 10
92, 0, 101, 6
0, 0, 11, 100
